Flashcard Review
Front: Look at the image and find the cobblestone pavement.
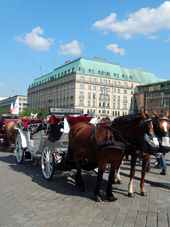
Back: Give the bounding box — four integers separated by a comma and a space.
0, 145, 170, 227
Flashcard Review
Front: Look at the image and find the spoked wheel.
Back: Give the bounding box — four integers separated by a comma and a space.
15, 134, 24, 164
41, 145, 55, 180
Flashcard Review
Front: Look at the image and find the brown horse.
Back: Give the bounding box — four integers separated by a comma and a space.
68, 109, 159, 202
6, 121, 21, 153
114, 109, 170, 198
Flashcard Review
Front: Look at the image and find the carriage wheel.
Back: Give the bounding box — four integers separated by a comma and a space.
15, 134, 24, 164
41, 145, 55, 180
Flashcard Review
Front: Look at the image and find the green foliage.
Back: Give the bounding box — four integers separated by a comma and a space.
37, 108, 49, 118
0, 108, 10, 116
19, 107, 49, 118
19, 107, 32, 117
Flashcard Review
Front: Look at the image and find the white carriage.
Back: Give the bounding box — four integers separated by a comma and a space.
15, 108, 94, 180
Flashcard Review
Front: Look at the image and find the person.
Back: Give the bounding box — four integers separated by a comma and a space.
125, 155, 129, 161
147, 154, 167, 175
146, 157, 151, 172
156, 154, 167, 175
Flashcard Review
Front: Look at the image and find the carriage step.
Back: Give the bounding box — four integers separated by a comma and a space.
24, 151, 33, 161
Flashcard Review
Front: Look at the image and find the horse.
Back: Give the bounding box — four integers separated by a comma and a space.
68, 109, 159, 202
5, 121, 21, 153
113, 109, 170, 198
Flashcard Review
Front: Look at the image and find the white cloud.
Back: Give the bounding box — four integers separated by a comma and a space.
164, 35, 170, 42
92, 1, 170, 39
0, 82, 5, 87
58, 40, 84, 56
106, 44, 125, 55
14, 27, 54, 51
147, 35, 159, 40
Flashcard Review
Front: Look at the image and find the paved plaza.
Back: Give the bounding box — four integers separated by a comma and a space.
0, 145, 170, 227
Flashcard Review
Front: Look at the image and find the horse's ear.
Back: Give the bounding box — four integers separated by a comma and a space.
145, 110, 149, 115
140, 109, 146, 120
165, 110, 169, 118
153, 109, 159, 118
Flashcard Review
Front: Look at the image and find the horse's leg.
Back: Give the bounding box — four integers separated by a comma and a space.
106, 163, 117, 202
113, 165, 122, 184
74, 158, 86, 192
128, 154, 138, 197
94, 160, 105, 202
140, 154, 151, 196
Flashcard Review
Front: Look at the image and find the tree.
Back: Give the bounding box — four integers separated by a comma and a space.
19, 107, 32, 117
37, 108, 49, 118
0, 109, 10, 116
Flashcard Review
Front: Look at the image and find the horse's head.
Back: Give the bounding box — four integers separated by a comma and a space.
153, 109, 170, 153
112, 109, 160, 154
136, 109, 160, 154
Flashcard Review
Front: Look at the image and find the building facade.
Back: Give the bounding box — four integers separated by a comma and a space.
0, 95, 27, 112
27, 57, 166, 119
134, 80, 170, 115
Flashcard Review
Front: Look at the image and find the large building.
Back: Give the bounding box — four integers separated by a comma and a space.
0, 95, 27, 112
134, 80, 170, 115
27, 57, 166, 119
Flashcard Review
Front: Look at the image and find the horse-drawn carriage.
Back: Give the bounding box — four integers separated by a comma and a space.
14, 108, 94, 180
6, 108, 170, 202
0, 114, 20, 145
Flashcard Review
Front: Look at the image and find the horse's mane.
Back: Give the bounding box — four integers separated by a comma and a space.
113, 113, 142, 125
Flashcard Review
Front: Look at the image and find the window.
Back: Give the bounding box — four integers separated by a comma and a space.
117, 96, 120, 102
123, 96, 127, 103
93, 101, 95, 107
80, 84, 84, 89
123, 104, 127, 109
88, 100, 90, 107
118, 82, 121, 87
80, 76, 85, 82
93, 93, 95, 99
88, 92, 91, 99
99, 102, 101, 107
124, 90, 127, 94
103, 80, 107, 85
113, 103, 116, 108
131, 84, 133, 88
88, 85, 91, 90
124, 83, 127, 87
100, 79, 102, 84
90, 70, 94, 75
79, 100, 84, 106
88, 78, 91, 83
113, 88, 116, 93
117, 103, 120, 109
114, 81, 116, 86
113, 95, 116, 102
79, 92, 84, 99
118, 89, 120, 93
93, 86, 96, 90
93, 78, 96, 83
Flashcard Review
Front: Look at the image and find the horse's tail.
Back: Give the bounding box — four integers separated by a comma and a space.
66, 145, 74, 160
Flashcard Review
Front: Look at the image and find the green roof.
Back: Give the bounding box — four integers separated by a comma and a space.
28, 57, 167, 89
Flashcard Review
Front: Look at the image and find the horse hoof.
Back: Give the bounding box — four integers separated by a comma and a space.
94, 195, 102, 202
141, 191, 147, 196
107, 196, 117, 202
128, 193, 135, 198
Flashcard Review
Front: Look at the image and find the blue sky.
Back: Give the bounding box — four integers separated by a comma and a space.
1, 0, 170, 97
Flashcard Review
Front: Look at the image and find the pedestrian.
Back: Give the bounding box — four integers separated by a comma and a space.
155, 153, 167, 175
125, 155, 129, 161
146, 157, 151, 172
